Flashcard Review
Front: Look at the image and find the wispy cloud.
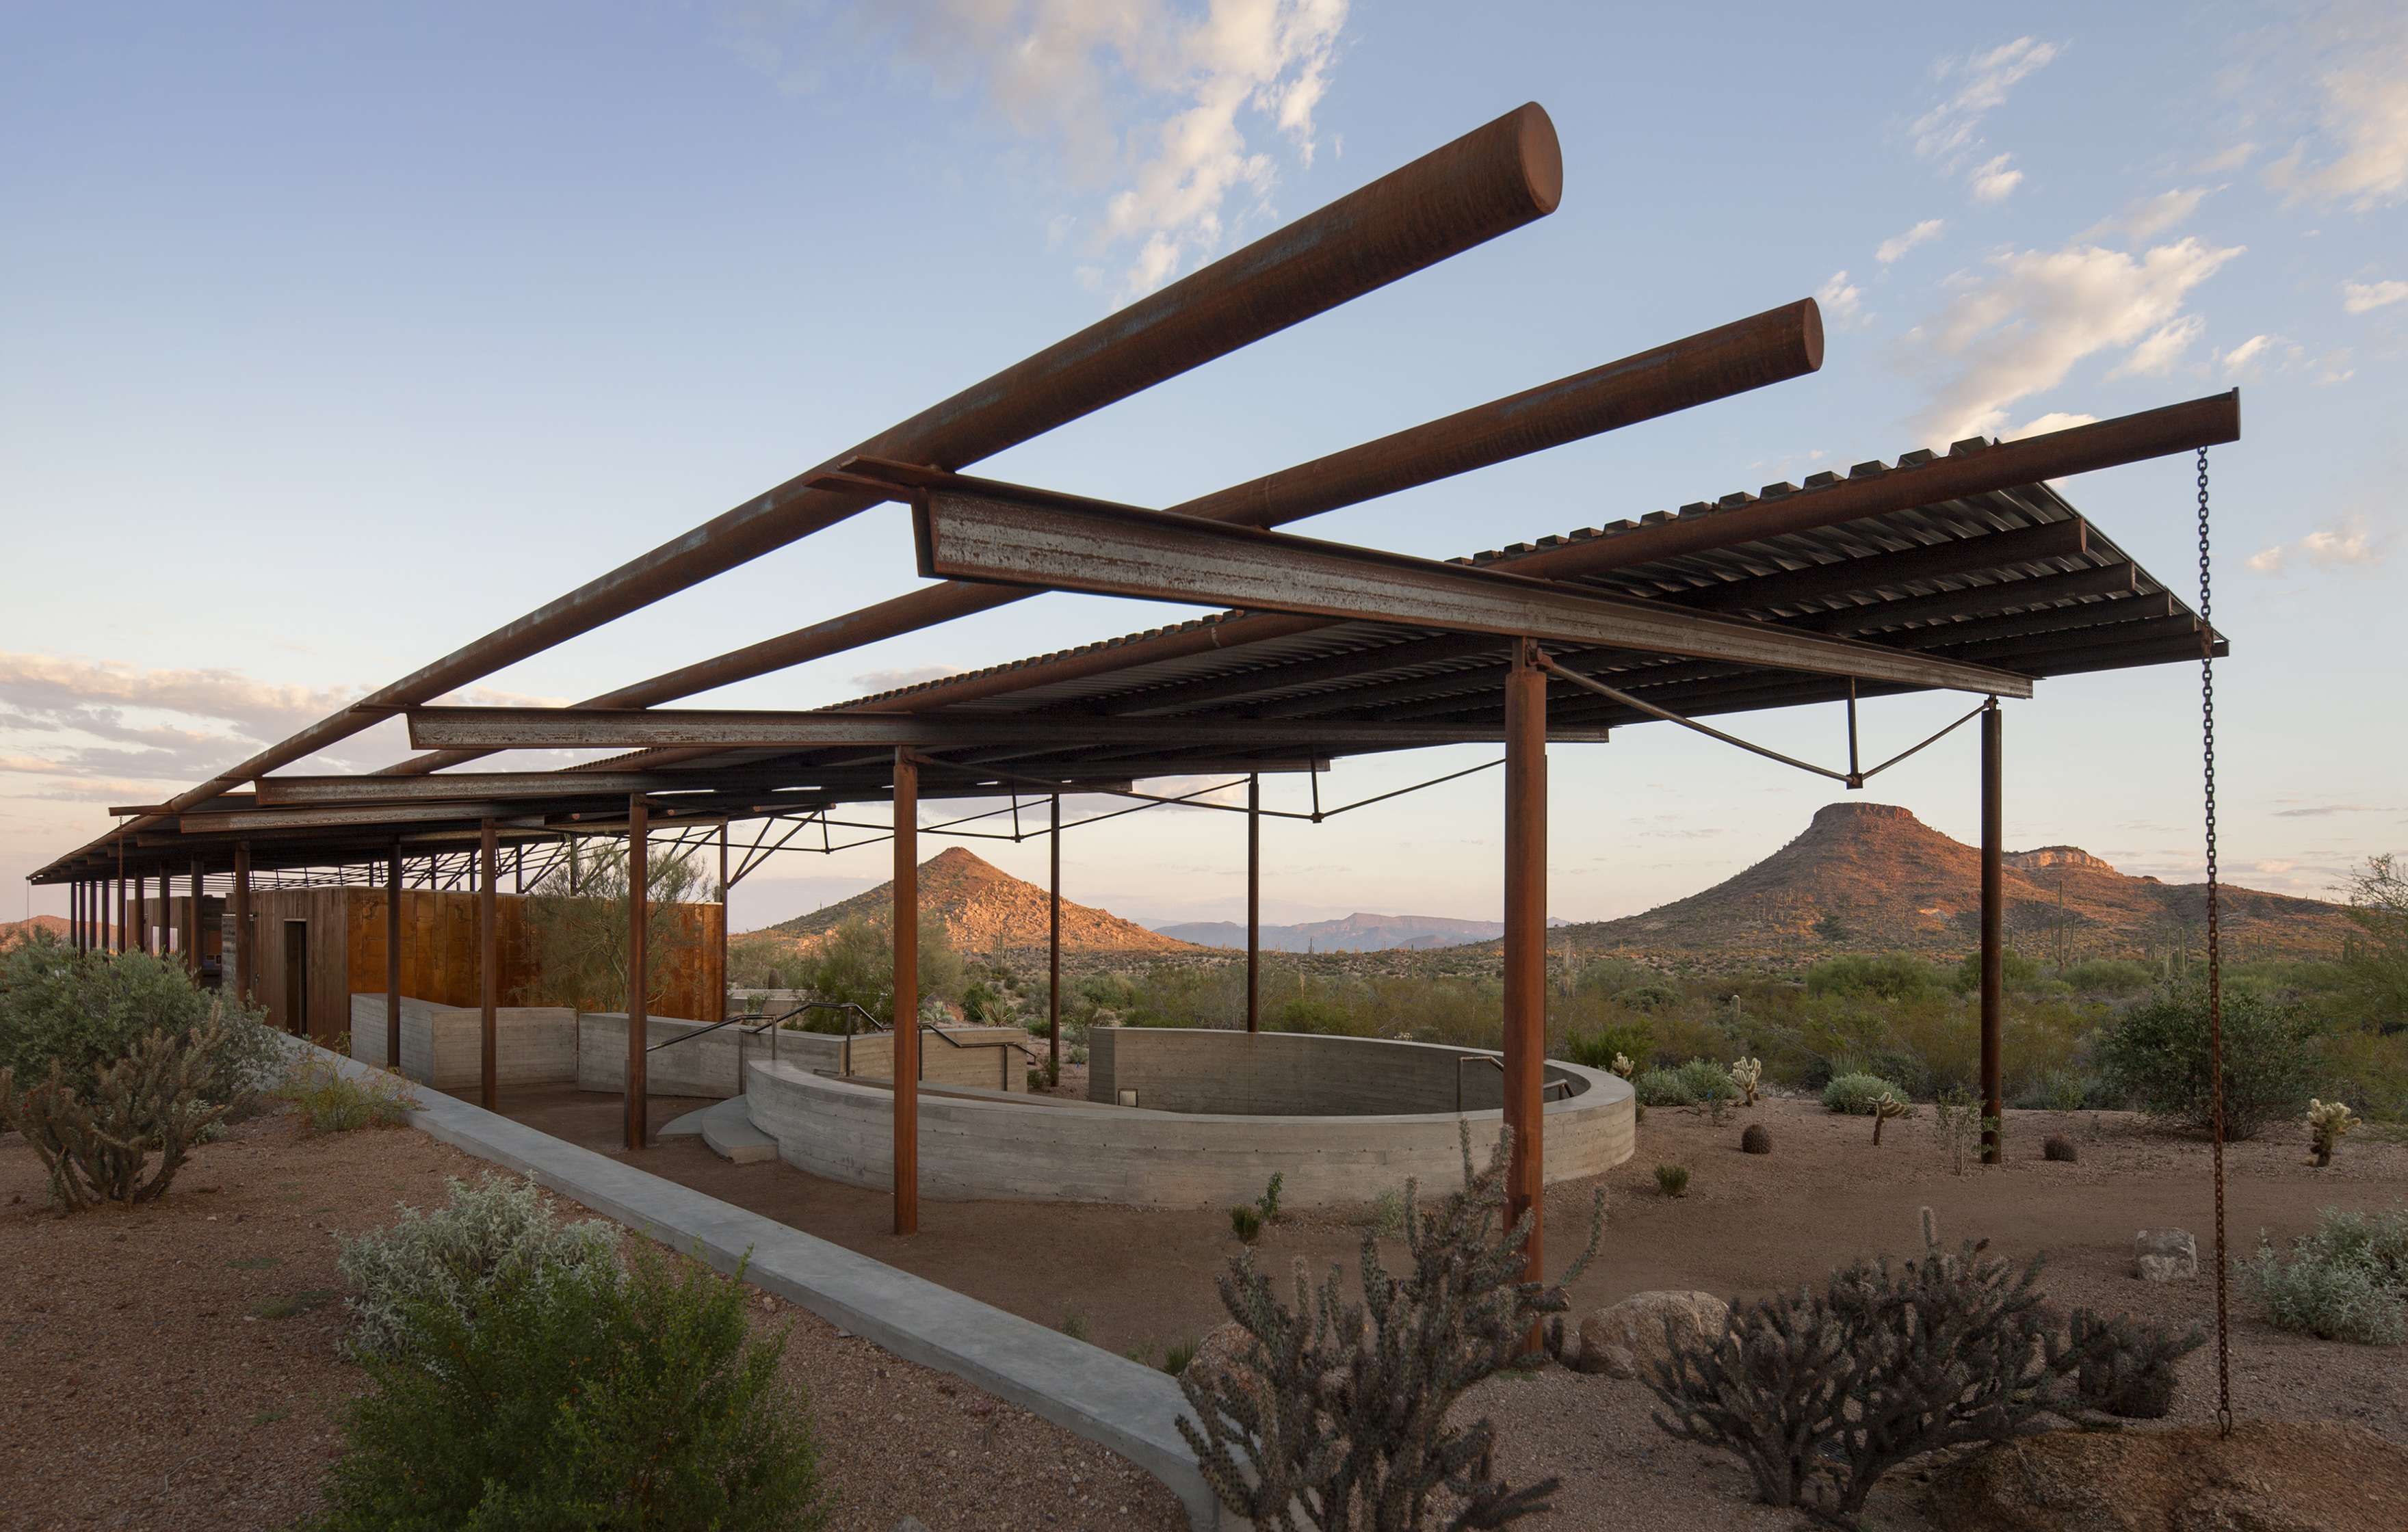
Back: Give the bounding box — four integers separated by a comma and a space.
1967, 153, 2024, 202
2082, 187, 2211, 242
2271, 802, 2394, 817
2262, 3, 2408, 211
2343, 278, 2408, 312
1902, 237, 2242, 444
848, 664, 965, 693
2221, 333, 2273, 375
1876, 219, 1946, 263
2245, 516, 2388, 574
1817, 269, 1866, 328
1909, 37, 2060, 200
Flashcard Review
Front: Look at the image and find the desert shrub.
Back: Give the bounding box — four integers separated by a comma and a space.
1178, 1124, 1601, 1531
308, 1242, 827, 1532
1560, 1017, 1652, 1073
1821, 1072, 1905, 1115
336, 1173, 622, 1362
0, 936, 278, 1109
1160, 1338, 1199, 1377
1274, 992, 1361, 1036
1741, 1122, 1771, 1155
1615, 979, 1684, 1014
0, 1018, 230, 1211
2317, 1025, 2408, 1122
1930, 1087, 1980, 1176
787, 914, 965, 1023
2043, 1134, 2078, 1163
1058, 1310, 1090, 1341
1648, 1237, 2137, 1518
517, 842, 714, 1012
2095, 982, 2318, 1139
2064, 1309, 2204, 1418
1635, 1057, 1739, 1108
2241, 1206, 2408, 1345
1806, 953, 1943, 1001
273, 1057, 419, 1135
1655, 1163, 1690, 1198
1949, 948, 2043, 994
1367, 1186, 1408, 1239
1229, 1204, 1264, 1243
2338, 852, 2408, 1028
2058, 958, 2155, 995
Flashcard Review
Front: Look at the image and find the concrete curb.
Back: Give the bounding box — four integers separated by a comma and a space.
299, 1041, 1235, 1531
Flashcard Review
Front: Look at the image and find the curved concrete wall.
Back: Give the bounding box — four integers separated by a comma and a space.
1088, 1027, 1551, 1116
743, 1031, 1632, 1209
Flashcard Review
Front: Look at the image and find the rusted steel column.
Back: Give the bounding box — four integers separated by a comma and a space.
134, 871, 148, 956
185, 859, 203, 980
1048, 793, 1061, 1086
1980, 701, 2004, 1163
233, 844, 254, 1005
1501, 638, 1549, 1280
480, 818, 499, 1111
625, 796, 650, 1151
69, 880, 81, 951
893, 751, 920, 1234
1246, 774, 1261, 1033
718, 822, 730, 1024
384, 842, 402, 1068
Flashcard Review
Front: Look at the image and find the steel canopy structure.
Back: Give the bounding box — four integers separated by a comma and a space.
33, 101, 2238, 1269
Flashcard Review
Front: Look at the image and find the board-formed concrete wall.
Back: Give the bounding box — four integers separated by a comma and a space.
345, 994, 577, 1089
577, 1012, 745, 1098
1088, 1027, 1534, 1115
742, 1032, 1631, 1209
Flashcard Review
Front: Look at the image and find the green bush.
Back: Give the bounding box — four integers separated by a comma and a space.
1949, 949, 2043, 994
335, 1173, 623, 1362
1805, 954, 1943, 1002
1635, 1058, 1739, 1107
1822, 1072, 1907, 1115
0, 1018, 231, 1211
0, 934, 278, 1109
1615, 980, 1685, 1014
2058, 958, 2155, 995
2095, 983, 2319, 1139
2241, 1207, 2408, 1345
273, 1057, 420, 1135
309, 1243, 828, 1532
1560, 1018, 1651, 1072
1229, 1204, 1264, 1243
1654, 1163, 1691, 1198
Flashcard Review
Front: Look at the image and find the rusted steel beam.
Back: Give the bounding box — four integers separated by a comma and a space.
1917, 612, 2199, 665
480, 818, 499, 1112
890, 393, 2238, 713
1893, 590, 2175, 650
625, 795, 649, 1151
406, 707, 1616, 751
384, 841, 402, 1070
185, 860, 202, 980
1980, 703, 2003, 1163
1501, 639, 1547, 1283
1668, 519, 2088, 615
1048, 793, 1061, 1085
892, 750, 920, 1237
1246, 775, 1261, 1035
1790, 563, 2137, 634
913, 485, 2036, 696
179, 801, 524, 833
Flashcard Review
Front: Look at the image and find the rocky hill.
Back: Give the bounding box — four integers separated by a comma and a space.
760, 847, 1197, 955
1557, 802, 2355, 962
1155, 912, 1513, 952
0, 915, 73, 949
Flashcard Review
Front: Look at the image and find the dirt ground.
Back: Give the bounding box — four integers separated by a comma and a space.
501, 1083, 2408, 1529
0, 1108, 1184, 1532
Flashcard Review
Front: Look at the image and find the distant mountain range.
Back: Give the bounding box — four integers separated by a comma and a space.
1553, 800, 2355, 960
0, 915, 73, 949
759, 846, 1196, 954
1153, 912, 1568, 953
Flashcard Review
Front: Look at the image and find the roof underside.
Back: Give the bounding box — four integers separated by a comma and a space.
40, 434, 2219, 884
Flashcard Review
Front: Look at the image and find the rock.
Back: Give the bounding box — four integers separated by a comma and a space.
1183, 1321, 1262, 1394
1575, 1291, 1728, 1379
1925, 1420, 2408, 1532
2134, 1228, 2198, 1282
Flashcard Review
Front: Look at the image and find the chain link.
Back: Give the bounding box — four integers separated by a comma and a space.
2198, 445, 2232, 1438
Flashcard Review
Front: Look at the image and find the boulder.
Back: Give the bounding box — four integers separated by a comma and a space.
1183, 1321, 1264, 1396
1575, 1290, 1729, 1379
2134, 1228, 2198, 1282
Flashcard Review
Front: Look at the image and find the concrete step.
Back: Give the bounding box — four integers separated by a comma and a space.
659, 1097, 777, 1164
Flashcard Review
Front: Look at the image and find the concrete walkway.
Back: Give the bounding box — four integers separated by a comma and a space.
303, 1042, 1236, 1531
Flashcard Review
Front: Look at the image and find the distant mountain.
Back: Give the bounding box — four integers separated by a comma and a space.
758, 846, 1197, 955
0, 915, 73, 949
1554, 801, 2355, 961
1154, 912, 1558, 953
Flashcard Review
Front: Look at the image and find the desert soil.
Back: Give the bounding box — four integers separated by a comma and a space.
0, 1107, 1184, 1532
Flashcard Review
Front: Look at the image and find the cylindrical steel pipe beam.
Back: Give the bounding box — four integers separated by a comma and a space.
480, 818, 499, 1111
1980, 702, 2004, 1163
1501, 638, 1548, 1282
1247, 775, 1261, 1034
625, 796, 650, 1151
384, 842, 402, 1068
893, 750, 921, 1236
232, 844, 253, 1005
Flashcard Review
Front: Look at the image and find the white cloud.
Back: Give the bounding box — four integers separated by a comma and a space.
1911, 37, 2063, 170
1876, 218, 1946, 263
849, 664, 966, 692
1967, 153, 2024, 202
2083, 187, 2210, 241
1904, 237, 2243, 443
2247, 516, 2389, 574
2108, 313, 2206, 378
2197, 142, 2255, 172
809, 0, 1352, 300
2008, 412, 2099, 438
2343, 278, 2408, 312
1817, 269, 1866, 328
2262, 4, 2408, 210
2221, 334, 2273, 375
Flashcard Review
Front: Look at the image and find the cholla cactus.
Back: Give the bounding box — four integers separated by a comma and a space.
1610, 1052, 1636, 1080
2307, 1098, 2358, 1167
1729, 1057, 1763, 1107
1871, 1092, 1909, 1146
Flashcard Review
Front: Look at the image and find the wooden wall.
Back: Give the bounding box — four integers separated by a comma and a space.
245, 887, 724, 1042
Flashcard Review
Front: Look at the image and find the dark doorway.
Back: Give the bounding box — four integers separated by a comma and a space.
282, 921, 309, 1035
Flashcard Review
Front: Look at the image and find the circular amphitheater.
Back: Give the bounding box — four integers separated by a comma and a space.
741, 1026, 1634, 1209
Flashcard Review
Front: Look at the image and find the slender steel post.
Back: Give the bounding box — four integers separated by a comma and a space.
1502, 637, 1548, 1281
718, 821, 730, 1024
70, 880, 81, 951
893, 750, 920, 1234
384, 842, 402, 1068
1980, 700, 2004, 1163
480, 818, 499, 1111
115, 843, 125, 953
1048, 793, 1061, 1086
1246, 774, 1261, 1033
233, 844, 254, 1005
626, 796, 650, 1150
135, 869, 148, 955
185, 859, 202, 980
513, 842, 524, 893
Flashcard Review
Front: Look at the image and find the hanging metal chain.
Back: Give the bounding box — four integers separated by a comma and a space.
2198, 444, 2232, 1438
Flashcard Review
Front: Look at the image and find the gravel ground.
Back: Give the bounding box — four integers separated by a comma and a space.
0, 1109, 1183, 1532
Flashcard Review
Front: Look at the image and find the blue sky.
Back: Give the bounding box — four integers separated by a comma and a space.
4, 1, 2402, 932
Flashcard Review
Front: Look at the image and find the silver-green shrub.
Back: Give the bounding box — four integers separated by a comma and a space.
1822, 1072, 1906, 1115
337, 1173, 621, 1360
2241, 1207, 2408, 1345
1635, 1057, 1740, 1107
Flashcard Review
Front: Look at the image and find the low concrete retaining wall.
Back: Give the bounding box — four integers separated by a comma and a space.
1090, 1027, 1532, 1115
745, 1030, 1630, 1209
345, 994, 577, 1089
577, 1012, 744, 1098
287, 1038, 1238, 1531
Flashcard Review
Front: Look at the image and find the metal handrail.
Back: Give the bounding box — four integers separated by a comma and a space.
1453, 1053, 1574, 1114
